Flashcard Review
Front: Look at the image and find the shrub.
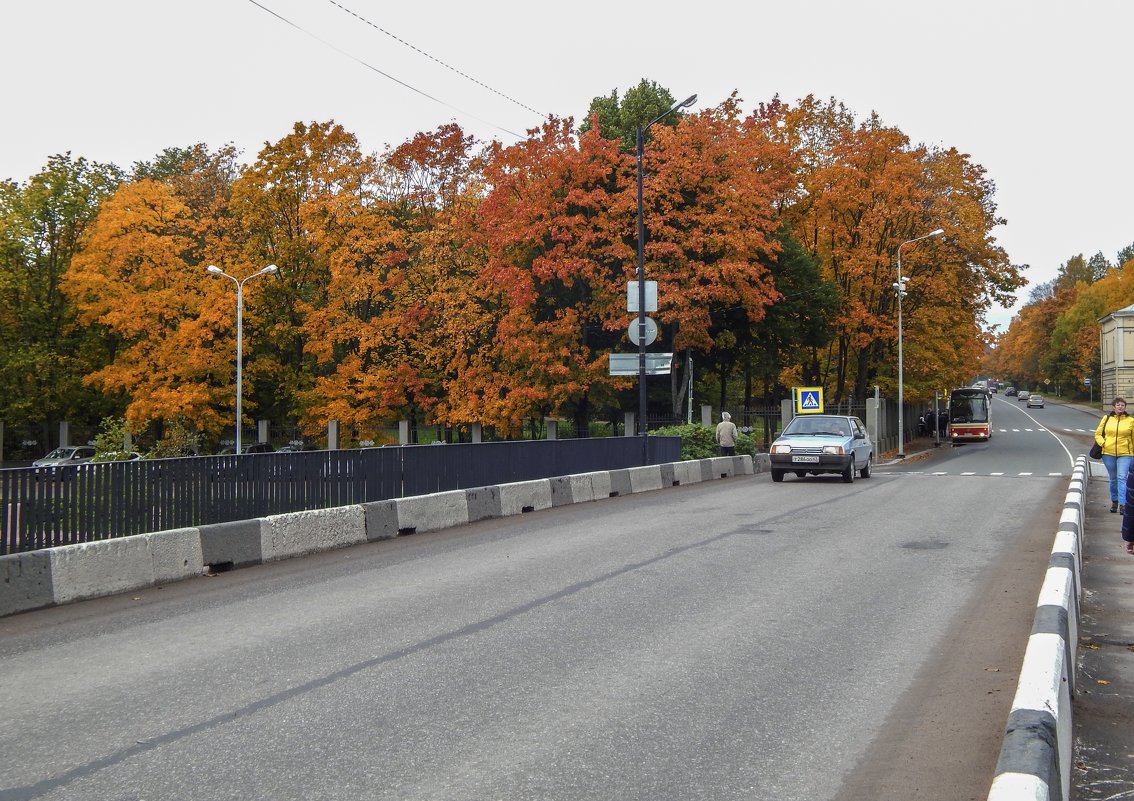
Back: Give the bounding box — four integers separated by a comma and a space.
651, 423, 757, 460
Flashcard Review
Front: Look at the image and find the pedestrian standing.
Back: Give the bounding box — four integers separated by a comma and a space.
1095, 397, 1134, 513
715, 412, 738, 456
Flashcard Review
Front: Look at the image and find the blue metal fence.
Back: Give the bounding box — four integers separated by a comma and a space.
0, 436, 681, 554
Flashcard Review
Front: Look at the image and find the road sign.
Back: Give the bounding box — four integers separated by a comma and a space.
609, 353, 673, 375
627, 281, 658, 312
1085, 377, 1092, 385
627, 316, 658, 345
795, 387, 824, 414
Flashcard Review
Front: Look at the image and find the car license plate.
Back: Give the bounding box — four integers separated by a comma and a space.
791, 455, 820, 463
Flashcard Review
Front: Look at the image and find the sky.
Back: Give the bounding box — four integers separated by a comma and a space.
2, 0, 1131, 332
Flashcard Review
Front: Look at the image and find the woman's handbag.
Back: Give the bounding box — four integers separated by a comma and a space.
1090, 413, 1110, 459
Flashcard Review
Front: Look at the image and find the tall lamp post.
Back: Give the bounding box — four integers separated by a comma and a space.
206, 264, 279, 453
636, 93, 697, 464
894, 229, 944, 457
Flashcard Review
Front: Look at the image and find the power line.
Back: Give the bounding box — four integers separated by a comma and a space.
244, 0, 530, 140
326, 0, 547, 119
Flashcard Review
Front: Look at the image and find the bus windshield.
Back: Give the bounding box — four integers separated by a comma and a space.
950, 390, 990, 423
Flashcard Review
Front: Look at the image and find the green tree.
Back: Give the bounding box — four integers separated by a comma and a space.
578, 79, 687, 152
0, 154, 123, 449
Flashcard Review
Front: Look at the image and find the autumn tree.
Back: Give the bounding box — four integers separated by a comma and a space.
228, 121, 375, 437
295, 124, 488, 441
769, 96, 1023, 402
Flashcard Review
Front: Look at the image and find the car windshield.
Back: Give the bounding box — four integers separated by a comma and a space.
42, 448, 73, 459
783, 417, 849, 437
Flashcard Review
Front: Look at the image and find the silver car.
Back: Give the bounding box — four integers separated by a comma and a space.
32, 445, 96, 471
769, 414, 873, 483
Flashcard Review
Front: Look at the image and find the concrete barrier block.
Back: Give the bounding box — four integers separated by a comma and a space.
50, 536, 154, 605
549, 476, 575, 507
498, 479, 553, 516
262, 505, 366, 562
736, 455, 754, 475
753, 453, 771, 474
466, 486, 502, 522
395, 490, 470, 534
608, 469, 632, 497
0, 550, 54, 617
659, 463, 677, 486
591, 471, 613, 499
562, 472, 597, 504
709, 457, 737, 478
144, 527, 204, 584
628, 465, 664, 493
199, 519, 264, 569
362, 500, 399, 541
697, 459, 716, 482
671, 461, 700, 485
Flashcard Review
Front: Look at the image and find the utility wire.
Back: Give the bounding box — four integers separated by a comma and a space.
327, 0, 547, 118
245, 0, 530, 140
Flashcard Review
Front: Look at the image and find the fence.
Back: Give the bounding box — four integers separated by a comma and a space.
0, 436, 681, 555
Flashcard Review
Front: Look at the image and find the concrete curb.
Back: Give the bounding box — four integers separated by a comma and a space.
0, 454, 759, 618
986, 455, 1086, 801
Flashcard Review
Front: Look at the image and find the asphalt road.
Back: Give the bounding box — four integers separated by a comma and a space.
0, 410, 1082, 801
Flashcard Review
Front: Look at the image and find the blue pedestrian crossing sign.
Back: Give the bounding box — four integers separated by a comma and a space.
795, 387, 824, 414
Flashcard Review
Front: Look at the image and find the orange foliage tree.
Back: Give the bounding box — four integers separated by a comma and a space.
65, 168, 243, 435
769, 96, 1023, 402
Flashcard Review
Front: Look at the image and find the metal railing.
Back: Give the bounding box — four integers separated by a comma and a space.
1, 437, 681, 555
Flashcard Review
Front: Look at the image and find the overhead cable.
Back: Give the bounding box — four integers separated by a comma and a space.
245, 0, 529, 140
327, 0, 548, 118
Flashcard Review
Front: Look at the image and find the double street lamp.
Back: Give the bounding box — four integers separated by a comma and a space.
206, 264, 279, 453
636, 93, 697, 464
894, 229, 944, 458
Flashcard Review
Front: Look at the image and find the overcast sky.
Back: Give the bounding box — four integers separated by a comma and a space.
3, 0, 1131, 331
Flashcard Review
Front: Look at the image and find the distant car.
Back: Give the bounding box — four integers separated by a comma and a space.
217, 442, 276, 455
32, 445, 96, 471
95, 451, 142, 462
1018, 390, 1030, 401
1027, 394, 1045, 408
1004, 387, 1017, 396
768, 414, 873, 483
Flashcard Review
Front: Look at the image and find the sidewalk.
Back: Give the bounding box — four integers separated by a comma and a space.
1074, 461, 1134, 798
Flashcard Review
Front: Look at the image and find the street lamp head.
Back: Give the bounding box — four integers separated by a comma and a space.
260, 264, 279, 275
676, 94, 698, 109
206, 265, 223, 274
928, 228, 945, 237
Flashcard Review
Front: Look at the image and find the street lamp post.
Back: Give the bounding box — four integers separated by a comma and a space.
894, 229, 944, 458
636, 93, 697, 464
206, 264, 279, 453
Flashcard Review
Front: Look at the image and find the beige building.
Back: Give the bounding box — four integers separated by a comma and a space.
1098, 303, 1134, 403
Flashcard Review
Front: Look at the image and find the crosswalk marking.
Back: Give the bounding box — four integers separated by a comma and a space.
879, 470, 1066, 478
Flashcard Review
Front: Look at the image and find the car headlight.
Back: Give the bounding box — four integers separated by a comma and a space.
822, 445, 845, 455
771, 444, 792, 454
